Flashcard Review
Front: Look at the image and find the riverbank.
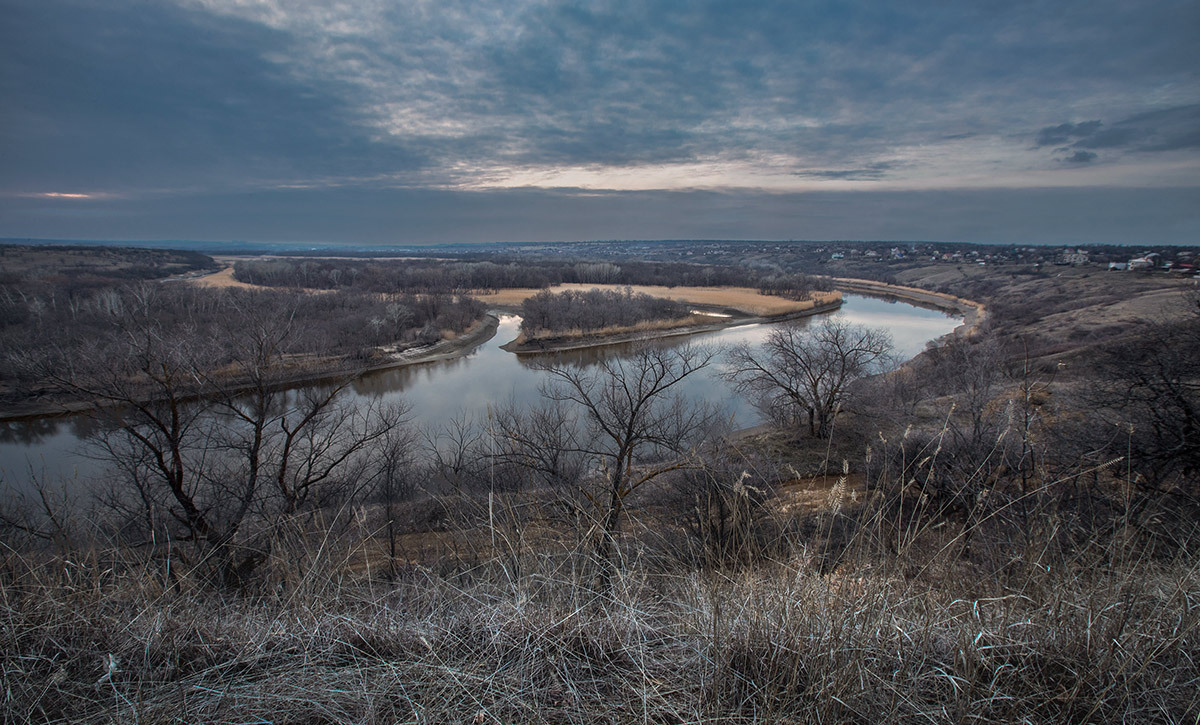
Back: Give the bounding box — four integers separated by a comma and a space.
1, 294, 964, 498
0, 315, 501, 422
367, 314, 499, 370
829, 277, 986, 337
501, 296, 844, 354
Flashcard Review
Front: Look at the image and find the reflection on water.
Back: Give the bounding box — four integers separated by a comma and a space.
0, 294, 961, 494
834, 294, 965, 360
0, 413, 101, 445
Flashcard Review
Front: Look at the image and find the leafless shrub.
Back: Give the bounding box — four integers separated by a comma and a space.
725, 318, 893, 438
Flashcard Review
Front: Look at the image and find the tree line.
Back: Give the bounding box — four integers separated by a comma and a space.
232, 256, 832, 298
0, 283, 486, 411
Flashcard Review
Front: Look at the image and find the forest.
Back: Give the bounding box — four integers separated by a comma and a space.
0, 251, 486, 414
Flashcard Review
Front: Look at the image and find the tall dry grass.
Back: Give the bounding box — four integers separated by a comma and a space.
3, 471, 1197, 724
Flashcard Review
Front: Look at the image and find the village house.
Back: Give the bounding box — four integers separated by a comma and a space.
1059, 249, 1090, 265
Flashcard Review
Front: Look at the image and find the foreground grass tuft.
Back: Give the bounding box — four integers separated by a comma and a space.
3, 543, 1197, 724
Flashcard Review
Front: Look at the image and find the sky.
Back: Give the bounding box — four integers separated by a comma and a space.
1, 0, 1198, 245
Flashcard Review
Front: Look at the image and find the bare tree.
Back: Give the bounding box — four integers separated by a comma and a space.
423, 414, 490, 494
1087, 293, 1200, 506
724, 318, 893, 438
489, 399, 589, 495
24, 286, 412, 584
519, 344, 720, 590
42, 295, 227, 563
368, 415, 419, 579
925, 334, 1007, 448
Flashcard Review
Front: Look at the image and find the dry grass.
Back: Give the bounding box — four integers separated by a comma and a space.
4, 458, 1198, 725
2, 538, 1195, 724
5, 345, 1198, 722
479, 285, 840, 316
187, 264, 263, 290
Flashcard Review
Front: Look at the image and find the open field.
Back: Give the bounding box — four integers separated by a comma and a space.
186, 263, 261, 289
480, 283, 839, 316
189, 267, 825, 316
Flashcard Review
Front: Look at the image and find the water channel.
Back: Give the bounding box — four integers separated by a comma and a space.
0, 294, 961, 499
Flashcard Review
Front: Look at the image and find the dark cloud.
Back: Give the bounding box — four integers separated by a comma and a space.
1063, 151, 1098, 164
795, 162, 895, 180
1036, 121, 1103, 147
1119, 104, 1200, 152
1074, 127, 1143, 149
0, 0, 428, 194
1036, 105, 1200, 158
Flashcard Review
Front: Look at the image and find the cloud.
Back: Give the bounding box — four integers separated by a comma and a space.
1036, 121, 1103, 147
794, 162, 896, 180
1, 0, 1198, 242
1120, 104, 1200, 152
1063, 151, 1098, 164
1073, 127, 1144, 150
0, 0, 436, 194
1036, 105, 1200, 160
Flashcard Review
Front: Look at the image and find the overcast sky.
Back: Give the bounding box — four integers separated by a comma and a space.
1, 0, 1197, 245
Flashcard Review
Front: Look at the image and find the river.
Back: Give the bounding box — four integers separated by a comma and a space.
0, 294, 960, 500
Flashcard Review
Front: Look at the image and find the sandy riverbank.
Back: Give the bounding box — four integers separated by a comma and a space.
828, 277, 986, 337
500, 298, 844, 354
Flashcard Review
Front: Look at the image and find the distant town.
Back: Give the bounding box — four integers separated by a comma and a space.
3, 238, 1198, 279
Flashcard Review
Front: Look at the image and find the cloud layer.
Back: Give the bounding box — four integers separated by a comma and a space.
1, 0, 1197, 242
